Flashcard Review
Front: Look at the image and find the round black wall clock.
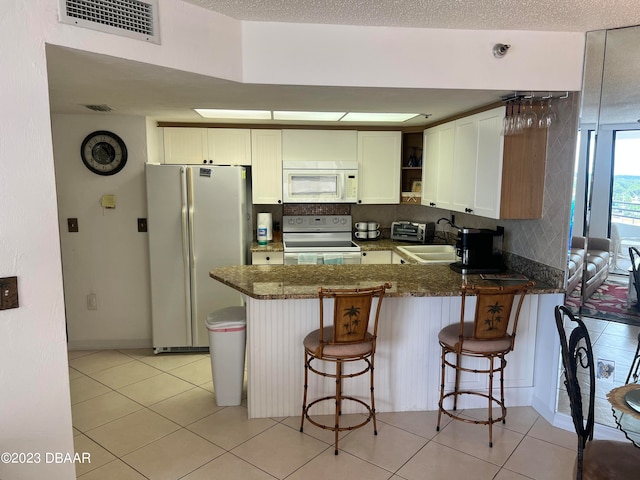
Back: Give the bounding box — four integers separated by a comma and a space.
81, 130, 128, 175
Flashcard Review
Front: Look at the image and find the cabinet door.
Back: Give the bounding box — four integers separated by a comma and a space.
251, 130, 283, 204
357, 131, 401, 204
282, 130, 358, 164
208, 129, 251, 165
422, 128, 438, 207
360, 250, 392, 264
452, 117, 478, 213
163, 128, 208, 164
473, 107, 505, 219
434, 123, 455, 210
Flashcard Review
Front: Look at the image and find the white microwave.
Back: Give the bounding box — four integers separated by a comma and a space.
282, 161, 358, 203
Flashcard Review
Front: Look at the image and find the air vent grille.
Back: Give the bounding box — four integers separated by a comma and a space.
59, 0, 160, 44
84, 104, 113, 112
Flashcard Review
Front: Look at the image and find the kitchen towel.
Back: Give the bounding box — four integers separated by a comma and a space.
297, 253, 318, 265
257, 212, 273, 241
323, 253, 344, 265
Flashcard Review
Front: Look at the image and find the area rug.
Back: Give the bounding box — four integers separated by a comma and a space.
565, 279, 640, 324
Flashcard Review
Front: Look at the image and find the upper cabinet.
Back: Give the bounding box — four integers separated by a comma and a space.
357, 131, 401, 204
207, 129, 252, 165
421, 122, 455, 210
162, 127, 208, 164
251, 130, 282, 204
282, 130, 357, 164
422, 105, 546, 219
162, 127, 251, 165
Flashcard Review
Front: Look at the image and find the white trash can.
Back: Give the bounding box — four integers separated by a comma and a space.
205, 306, 246, 406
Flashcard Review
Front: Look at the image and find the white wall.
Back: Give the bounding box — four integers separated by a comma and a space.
0, 1, 589, 478
52, 114, 151, 349
242, 22, 585, 90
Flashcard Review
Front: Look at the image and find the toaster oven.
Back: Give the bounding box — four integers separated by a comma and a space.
391, 221, 435, 243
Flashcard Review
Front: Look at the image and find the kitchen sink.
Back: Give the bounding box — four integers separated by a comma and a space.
396, 244, 458, 264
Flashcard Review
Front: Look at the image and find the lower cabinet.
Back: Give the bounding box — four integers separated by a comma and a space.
251, 252, 284, 265
360, 250, 392, 264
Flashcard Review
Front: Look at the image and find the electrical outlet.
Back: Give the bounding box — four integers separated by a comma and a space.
68, 218, 79, 233
87, 293, 97, 310
0, 276, 19, 310
137, 218, 148, 232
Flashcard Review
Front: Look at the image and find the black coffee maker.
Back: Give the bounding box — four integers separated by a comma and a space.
450, 226, 504, 274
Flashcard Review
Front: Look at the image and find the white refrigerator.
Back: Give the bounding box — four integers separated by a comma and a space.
146, 164, 249, 353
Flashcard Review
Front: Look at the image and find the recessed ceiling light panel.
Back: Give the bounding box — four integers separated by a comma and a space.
340, 112, 420, 122
194, 109, 272, 120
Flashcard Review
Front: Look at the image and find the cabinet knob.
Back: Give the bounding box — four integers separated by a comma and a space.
362, 252, 367, 256
278, 200, 282, 204
266, 256, 270, 261
465, 208, 473, 213
430, 202, 436, 207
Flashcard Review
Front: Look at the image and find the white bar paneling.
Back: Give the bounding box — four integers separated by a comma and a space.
247, 294, 544, 418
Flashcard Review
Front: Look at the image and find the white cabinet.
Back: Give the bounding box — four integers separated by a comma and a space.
251, 130, 282, 204
282, 130, 357, 164
162, 128, 251, 165
252, 252, 284, 265
207, 129, 252, 165
163, 128, 208, 164
451, 116, 478, 213
472, 108, 504, 218
360, 250, 392, 264
422, 107, 504, 219
357, 131, 401, 204
451, 107, 504, 218
422, 122, 455, 210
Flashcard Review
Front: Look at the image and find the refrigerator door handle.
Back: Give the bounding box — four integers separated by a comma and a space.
181, 167, 193, 342
186, 167, 197, 338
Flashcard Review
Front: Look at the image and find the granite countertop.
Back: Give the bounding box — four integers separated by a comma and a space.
209, 263, 559, 300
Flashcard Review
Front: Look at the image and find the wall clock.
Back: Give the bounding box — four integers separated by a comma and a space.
80, 131, 128, 176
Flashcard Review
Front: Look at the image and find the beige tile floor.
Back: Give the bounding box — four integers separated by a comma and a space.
69, 348, 581, 480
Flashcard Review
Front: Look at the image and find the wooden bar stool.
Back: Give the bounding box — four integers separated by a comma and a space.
300, 283, 391, 455
436, 281, 534, 447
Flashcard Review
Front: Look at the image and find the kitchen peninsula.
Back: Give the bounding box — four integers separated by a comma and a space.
210, 264, 563, 419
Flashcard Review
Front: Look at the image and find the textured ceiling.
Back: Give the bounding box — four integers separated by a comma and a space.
185, 0, 640, 32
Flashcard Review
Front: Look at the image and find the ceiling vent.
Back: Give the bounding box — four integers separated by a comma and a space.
84, 104, 113, 112
59, 0, 160, 44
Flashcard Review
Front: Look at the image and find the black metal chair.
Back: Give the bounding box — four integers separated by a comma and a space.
554, 305, 640, 479
629, 246, 640, 308
626, 332, 640, 385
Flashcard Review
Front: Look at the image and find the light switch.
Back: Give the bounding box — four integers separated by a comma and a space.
68, 218, 79, 233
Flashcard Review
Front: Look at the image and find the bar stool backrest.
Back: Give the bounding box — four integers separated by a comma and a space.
461, 282, 534, 349
318, 283, 390, 348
